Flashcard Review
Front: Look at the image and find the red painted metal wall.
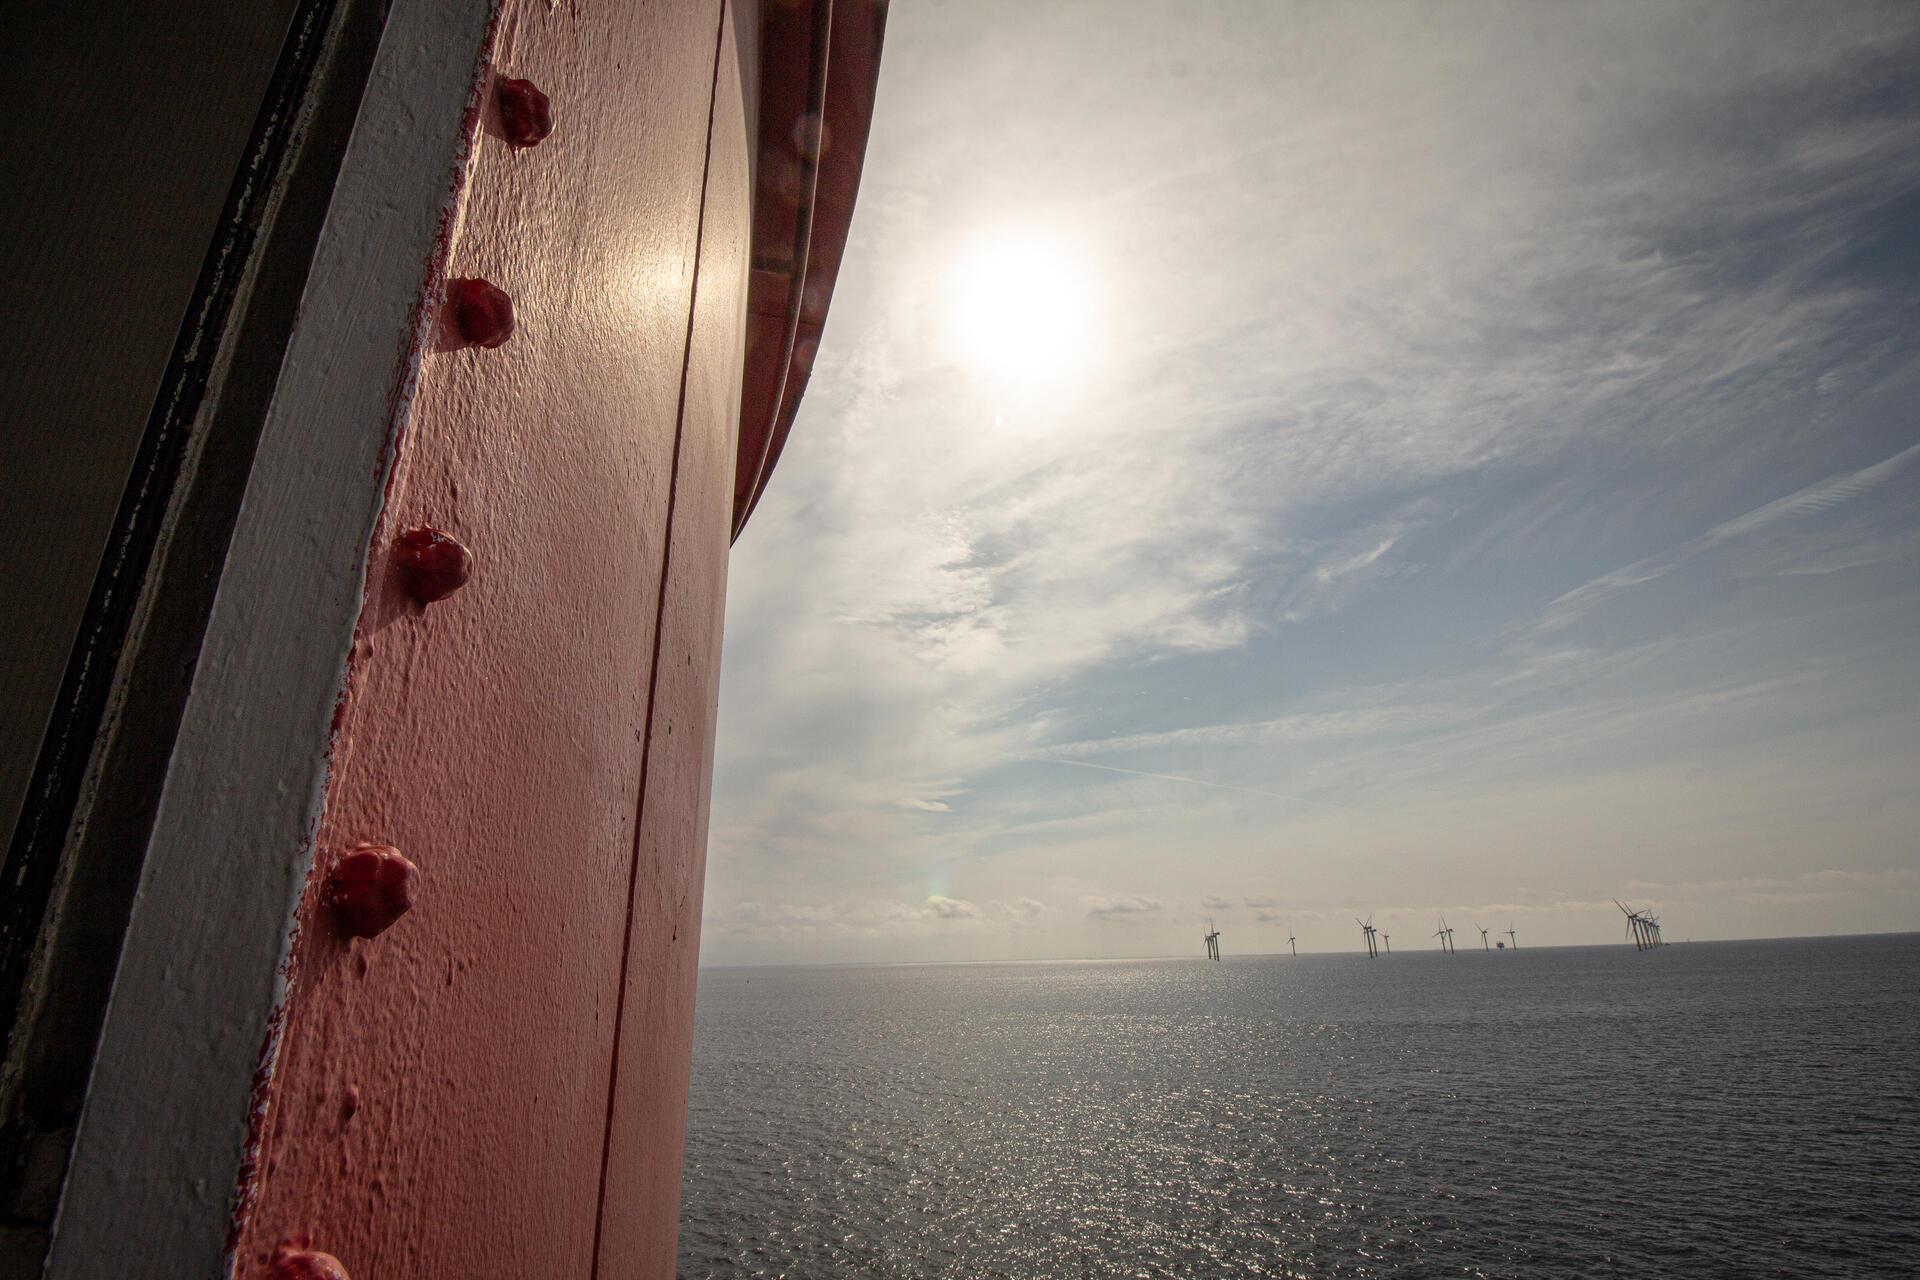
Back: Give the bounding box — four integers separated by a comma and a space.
231, 0, 748, 1275
593, 11, 750, 1267
732, 0, 886, 536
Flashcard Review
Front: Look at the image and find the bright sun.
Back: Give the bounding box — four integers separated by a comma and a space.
948, 231, 1096, 388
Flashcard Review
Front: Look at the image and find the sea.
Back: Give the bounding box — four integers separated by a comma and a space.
677, 934, 1920, 1278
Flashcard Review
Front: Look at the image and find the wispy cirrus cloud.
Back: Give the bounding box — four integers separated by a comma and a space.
1531, 441, 1920, 636
1034, 703, 1480, 761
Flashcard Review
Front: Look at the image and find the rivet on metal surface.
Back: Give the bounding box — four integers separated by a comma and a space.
269, 1247, 351, 1280
394, 526, 473, 603
447, 277, 516, 348
497, 77, 554, 148
326, 843, 419, 939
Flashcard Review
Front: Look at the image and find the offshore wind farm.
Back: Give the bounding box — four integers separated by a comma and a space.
1203, 900, 1673, 961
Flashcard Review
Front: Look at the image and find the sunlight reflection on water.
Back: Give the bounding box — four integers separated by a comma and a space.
679, 936, 1920, 1278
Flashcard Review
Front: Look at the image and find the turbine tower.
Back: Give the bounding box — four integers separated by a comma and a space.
1382, 932, 1391, 955
1476, 924, 1490, 952
1204, 918, 1222, 961
1356, 916, 1378, 959
1506, 923, 1517, 951
1286, 928, 1297, 957
1615, 900, 1661, 951
1434, 917, 1455, 954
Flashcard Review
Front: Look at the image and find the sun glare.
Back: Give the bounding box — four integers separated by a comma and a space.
949, 231, 1096, 389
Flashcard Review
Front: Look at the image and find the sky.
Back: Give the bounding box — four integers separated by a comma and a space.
700, 0, 1920, 964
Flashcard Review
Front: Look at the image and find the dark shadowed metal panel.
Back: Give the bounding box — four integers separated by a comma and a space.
0, 2, 390, 1270
0, 0, 301, 861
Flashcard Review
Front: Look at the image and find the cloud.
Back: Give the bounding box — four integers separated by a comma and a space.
1200, 895, 1235, 910
714, 895, 986, 939
702, 0, 1920, 963
1013, 755, 1307, 802
1531, 441, 1920, 635
1624, 868, 1920, 907
1082, 895, 1163, 918
1034, 703, 1479, 761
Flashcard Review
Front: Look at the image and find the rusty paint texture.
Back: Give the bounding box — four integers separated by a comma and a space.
231, 1, 745, 1276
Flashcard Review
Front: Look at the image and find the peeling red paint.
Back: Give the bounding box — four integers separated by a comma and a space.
224, 999, 287, 1263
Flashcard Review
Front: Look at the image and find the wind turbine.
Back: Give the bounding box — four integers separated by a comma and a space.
1506, 924, 1517, 951
1434, 917, 1455, 955
1204, 917, 1222, 961
1286, 927, 1297, 957
1476, 924, 1491, 952
1615, 900, 1651, 951
1382, 932, 1391, 954
1356, 916, 1378, 959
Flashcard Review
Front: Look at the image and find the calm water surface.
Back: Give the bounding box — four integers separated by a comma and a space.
678, 935, 1920, 1277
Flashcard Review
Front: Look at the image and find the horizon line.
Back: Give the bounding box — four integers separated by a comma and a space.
695, 927, 1918, 970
